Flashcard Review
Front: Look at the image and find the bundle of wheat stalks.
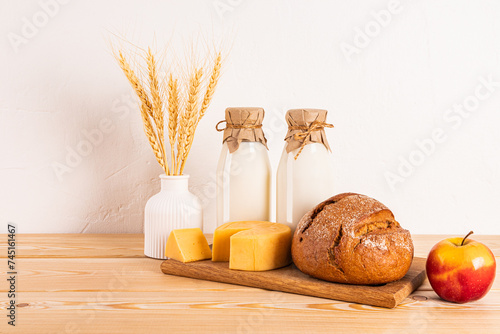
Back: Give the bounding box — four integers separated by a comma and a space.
112, 44, 224, 175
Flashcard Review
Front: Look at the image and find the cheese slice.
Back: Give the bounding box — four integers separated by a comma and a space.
165, 228, 212, 263
212, 221, 292, 271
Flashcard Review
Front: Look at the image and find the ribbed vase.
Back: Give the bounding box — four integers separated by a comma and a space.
144, 174, 203, 259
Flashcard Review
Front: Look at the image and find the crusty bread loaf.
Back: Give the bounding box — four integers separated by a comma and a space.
291, 193, 414, 285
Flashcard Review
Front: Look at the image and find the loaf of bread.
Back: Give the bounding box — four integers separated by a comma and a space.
291, 193, 413, 285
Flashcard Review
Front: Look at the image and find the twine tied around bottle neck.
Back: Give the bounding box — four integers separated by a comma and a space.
289, 121, 334, 160
215, 120, 263, 131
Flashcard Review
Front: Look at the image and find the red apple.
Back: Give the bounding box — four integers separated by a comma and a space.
426, 231, 496, 303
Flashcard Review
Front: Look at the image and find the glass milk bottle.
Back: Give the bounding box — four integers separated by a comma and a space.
216, 107, 271, 227
276, 109, 335, 231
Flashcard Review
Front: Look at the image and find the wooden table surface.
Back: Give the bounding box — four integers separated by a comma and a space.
1, 234, 499, 334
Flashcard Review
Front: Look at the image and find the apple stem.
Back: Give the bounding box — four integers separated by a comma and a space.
461, 231, 474, 246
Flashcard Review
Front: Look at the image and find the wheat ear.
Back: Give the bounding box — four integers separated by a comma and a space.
116, 51, 166, 171
197, 52, 222, 127
167, 73, 180, 175
116, 51, 153, 115
178, 54, 222, 174
139, 104, 166, 171
178, 67, 203, 174
146, 48, 168, 174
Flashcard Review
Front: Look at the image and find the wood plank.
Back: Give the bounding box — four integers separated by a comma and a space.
2, 290, 500, 334
160, 257, 426, 308
410, 234, 500, 257
7, 289, 500, 312
0, 234, 144, 258
2, 257, 500, 294
0, 233, 499, 333
1, 234, 499, 258
0, 258, 249, 293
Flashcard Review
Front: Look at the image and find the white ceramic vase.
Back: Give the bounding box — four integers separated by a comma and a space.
144, 174, 203, 259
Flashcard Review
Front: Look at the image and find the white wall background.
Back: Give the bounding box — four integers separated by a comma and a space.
2, 0, 500, 234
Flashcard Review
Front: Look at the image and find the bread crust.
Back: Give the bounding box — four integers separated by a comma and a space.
291, 193, 414, 285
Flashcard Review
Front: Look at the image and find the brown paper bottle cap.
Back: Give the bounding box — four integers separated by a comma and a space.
284, 108, 333, 159
216, 107, 268, 153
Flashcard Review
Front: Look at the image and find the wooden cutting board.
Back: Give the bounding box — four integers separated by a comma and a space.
161, 257, 426, 308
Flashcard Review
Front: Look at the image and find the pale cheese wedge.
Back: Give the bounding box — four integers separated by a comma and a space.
165, 228, 212, 263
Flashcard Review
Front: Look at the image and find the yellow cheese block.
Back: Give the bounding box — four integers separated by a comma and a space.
212, 221, 292, 271
212, 221, 268, 261
165, 228, 212, 263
